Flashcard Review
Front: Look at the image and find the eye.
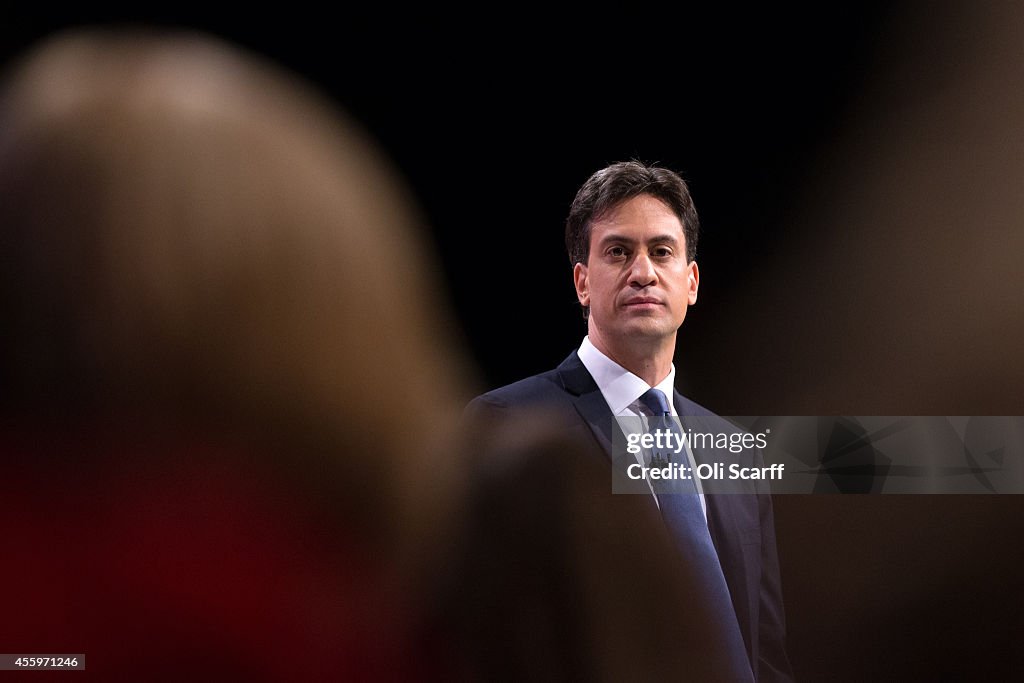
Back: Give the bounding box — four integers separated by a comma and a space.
607, 246, 627, 258
652, 246, 673, 258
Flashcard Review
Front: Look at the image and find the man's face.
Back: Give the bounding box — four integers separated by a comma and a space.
573, 194, 699, 351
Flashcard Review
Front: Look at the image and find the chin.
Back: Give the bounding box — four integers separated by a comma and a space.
619, 321, 676, 339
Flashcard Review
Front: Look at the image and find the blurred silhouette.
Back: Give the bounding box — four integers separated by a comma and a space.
697, 3, 1024, 680
0, 27, 469, 681
441, 409, 762, 682
0, 27, 754, 682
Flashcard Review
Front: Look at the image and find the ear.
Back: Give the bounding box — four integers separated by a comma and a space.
573, 262, 589, 307
687, 260, 699, 305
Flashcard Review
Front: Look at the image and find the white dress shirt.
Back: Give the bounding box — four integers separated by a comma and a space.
577, 336, 707, 520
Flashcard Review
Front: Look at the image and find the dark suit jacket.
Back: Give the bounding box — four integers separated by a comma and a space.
467, 352, 794, 683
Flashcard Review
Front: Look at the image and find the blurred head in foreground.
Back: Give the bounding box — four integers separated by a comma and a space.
0, 26, 470, 539
0, 28, 468, 679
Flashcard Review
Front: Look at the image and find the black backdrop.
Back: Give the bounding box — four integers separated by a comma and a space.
4, 7, 889, 394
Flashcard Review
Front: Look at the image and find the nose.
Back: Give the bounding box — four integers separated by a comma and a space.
629, 253, 657, 288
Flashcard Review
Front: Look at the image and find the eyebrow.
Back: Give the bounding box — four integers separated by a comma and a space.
598, 233, 681, 247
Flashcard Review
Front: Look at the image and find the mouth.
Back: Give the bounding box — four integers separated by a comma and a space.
622, 298, 663, 309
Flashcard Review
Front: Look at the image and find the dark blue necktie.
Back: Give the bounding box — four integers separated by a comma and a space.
638, 388, 697, 492
638, 388, 752, 681
637, 388, 706, 523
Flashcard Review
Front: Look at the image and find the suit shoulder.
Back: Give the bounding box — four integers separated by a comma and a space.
468, 368, 568, 413
676, 395, 752, 438
675, 393, 717, 418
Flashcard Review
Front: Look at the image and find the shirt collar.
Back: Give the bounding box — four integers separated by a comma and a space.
577, 336, 677, 416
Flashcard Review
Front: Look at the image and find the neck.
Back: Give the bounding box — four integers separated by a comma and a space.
588, 329, 676, 387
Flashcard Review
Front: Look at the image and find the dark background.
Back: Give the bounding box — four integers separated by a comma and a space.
4, 6, 889, 399
7, 5, 1023, 680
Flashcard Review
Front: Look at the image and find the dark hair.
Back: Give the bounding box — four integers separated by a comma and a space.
565, 161, 700, 318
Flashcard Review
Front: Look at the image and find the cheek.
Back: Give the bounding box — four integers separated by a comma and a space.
596, 280, 618, 305
586, 273, 606, 295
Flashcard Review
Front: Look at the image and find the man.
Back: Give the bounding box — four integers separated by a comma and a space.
467, 161, 794, 682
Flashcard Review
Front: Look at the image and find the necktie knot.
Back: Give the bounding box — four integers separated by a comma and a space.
639, 388, 672, 417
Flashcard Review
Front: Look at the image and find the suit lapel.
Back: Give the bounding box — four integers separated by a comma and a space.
556, 352, 615, 457
556, 352, 649, 495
